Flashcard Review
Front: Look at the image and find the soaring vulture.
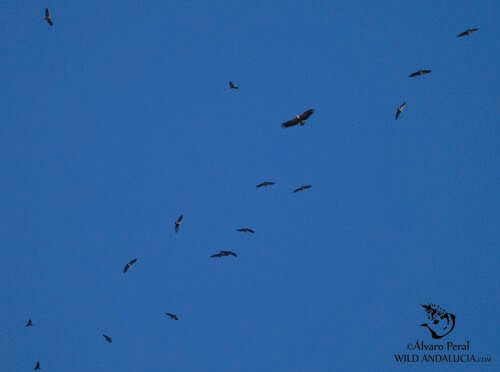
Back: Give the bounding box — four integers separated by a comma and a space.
229, 81, 239, 89
211, 250, 238, 258
123, 258, 137, 273
45, 8, 53, 26
457, 28, 479, 37
256, 181, 275, 188
395, 102, 406, 120
282, 109, 314, 128
409, 69, 431, 78
103, 334, 112, 343
236, 228, 255, 234
34, 361, 41, 370
175, 214, 183, 233
293, 185, 312, 193
165, 312, 179, 320
26, 319, 33, 327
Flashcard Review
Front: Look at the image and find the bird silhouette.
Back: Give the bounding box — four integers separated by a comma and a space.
409, 69, 431, 78
44, 8, 53, 26
34, 361, 41, 370
165, 312, 179, 320
26, 319, 33, 327
229, 81, 239, 89
293, 185, 312, 193
256, 181, 275, 188
175, 214, 183, 233
123, 258, 137, 273
103, 334, 112, 343
457, 28, 479, 38
236, 228, 255, 233
282, 109, 315, 128
395, 102, 406, 120
211, 251, 237, 258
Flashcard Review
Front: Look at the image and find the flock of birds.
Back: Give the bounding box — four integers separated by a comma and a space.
21, 8, 481, 371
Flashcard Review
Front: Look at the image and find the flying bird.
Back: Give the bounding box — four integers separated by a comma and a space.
395, 102, 406, 120
211, 250, 237, 258
293, 185, 312, 193
409, 69, 431, 78
282, 109, 315, 128
103, 334, 112, 343
256, 181, 275, 188
34, 361, 41, 370
26, 319, 33, 327
229, 81, 239, 89
165, 313, 179, 320
457, 28, 479, 37
236, 228, 255, 234
123, 258, 137, 273
174, 214, 183, 233
44, 8, 53, 26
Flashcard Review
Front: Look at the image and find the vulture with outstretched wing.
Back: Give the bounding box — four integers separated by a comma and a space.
256, 181, 275, 188
457, 28, 479, 37
293, 185, 312, 193
45, 8, 53, 26
166, 313, 179, 320
229, 81, 239, 89
395, 102, 406, 120
26, 319, 33, 327
34, 361, 41, 370
175, 214, 183, 233
409, 69, 431, 78
211, 251, 238, 258
236, 228, 255, 234
123, 258, 137, 273
282, 109, 314, 128
103, 334, 112, 343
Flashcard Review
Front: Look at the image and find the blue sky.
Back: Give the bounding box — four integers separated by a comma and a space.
1, 1, 499, 371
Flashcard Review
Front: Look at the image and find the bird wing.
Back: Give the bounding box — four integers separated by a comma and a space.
300, 109, 314, 121
211, 253, 221, 257
422, 69, 431, 74
267, 182, 275, 186
247, 228, 255, 233
293, 187, 301, 193
470, 28, 479, 33
282, 116, 300, 128
177, 215, 183, 223
304, 185, 312, 190
409, 71, 419, 77
230, 252, 238, 257
457, 31, 468, 37
256, 183, 264, 188
236, 228, 244, 232
395, 110, 401, 120
45, 8, 50, 17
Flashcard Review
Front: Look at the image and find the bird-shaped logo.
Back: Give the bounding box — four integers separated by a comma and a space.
420, 303, 456, 339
